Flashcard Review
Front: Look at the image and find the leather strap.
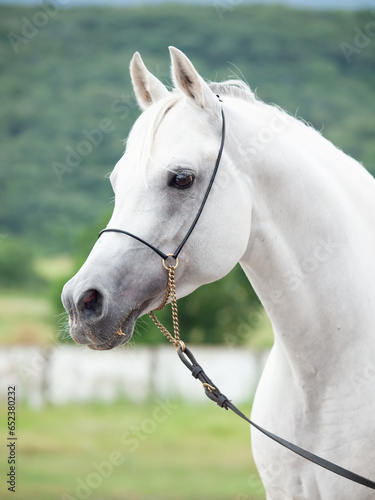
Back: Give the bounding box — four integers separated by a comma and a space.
98, 228, 168, 260
177, 345, 375, 491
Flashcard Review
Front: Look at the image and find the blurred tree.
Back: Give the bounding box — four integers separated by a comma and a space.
0, 4, 374, 255
0, 236, 41, 287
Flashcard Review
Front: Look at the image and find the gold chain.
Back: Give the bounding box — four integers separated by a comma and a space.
148, 258, 185, 351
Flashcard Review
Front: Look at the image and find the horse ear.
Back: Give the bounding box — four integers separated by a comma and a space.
130, 52, 169, 110
169, 46, 219, 111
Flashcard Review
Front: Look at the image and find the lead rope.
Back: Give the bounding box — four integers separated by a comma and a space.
147, 258, 375, 492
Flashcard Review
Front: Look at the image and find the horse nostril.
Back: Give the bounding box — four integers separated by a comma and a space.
83, 290, 98, 309
81, 289, 103, 319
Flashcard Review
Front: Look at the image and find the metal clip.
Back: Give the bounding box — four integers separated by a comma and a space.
202, 383, 216, 393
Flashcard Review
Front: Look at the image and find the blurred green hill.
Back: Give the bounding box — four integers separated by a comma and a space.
1, 4, 374, 253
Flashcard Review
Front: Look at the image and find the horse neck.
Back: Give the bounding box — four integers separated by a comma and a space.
228, 99, 375, 380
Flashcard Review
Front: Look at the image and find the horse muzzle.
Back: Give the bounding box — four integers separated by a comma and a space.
61, 279, 139, 350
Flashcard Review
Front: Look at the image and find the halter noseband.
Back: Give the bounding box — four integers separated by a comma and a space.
98, 104, 226, 260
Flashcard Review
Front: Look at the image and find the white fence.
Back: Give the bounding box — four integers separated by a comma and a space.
0, 345, 270, 408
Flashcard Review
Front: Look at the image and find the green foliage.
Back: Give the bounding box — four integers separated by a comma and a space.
0, 235, 42, 288
0, 5, 374, 254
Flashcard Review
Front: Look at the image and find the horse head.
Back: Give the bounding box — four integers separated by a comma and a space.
61, 48, 252, 350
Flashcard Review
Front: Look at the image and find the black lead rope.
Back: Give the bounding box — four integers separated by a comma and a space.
177, 346, 375, 491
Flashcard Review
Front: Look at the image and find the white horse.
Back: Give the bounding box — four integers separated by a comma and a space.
62, 47, 375, 499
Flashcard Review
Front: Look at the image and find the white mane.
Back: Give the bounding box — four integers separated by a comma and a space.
208, 79, 256, 103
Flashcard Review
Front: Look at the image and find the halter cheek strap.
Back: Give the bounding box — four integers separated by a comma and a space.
98, 106, 226, 260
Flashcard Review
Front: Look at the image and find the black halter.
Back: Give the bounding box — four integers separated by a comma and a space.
98, 105, 226, 260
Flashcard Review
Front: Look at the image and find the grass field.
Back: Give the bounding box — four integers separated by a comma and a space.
0, 290, 56, 345
0, 256, 73, 346
0, 399, 266, 500
0, 256, 268, 498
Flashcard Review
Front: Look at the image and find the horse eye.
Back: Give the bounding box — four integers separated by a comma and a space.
171, 171, 195, 190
